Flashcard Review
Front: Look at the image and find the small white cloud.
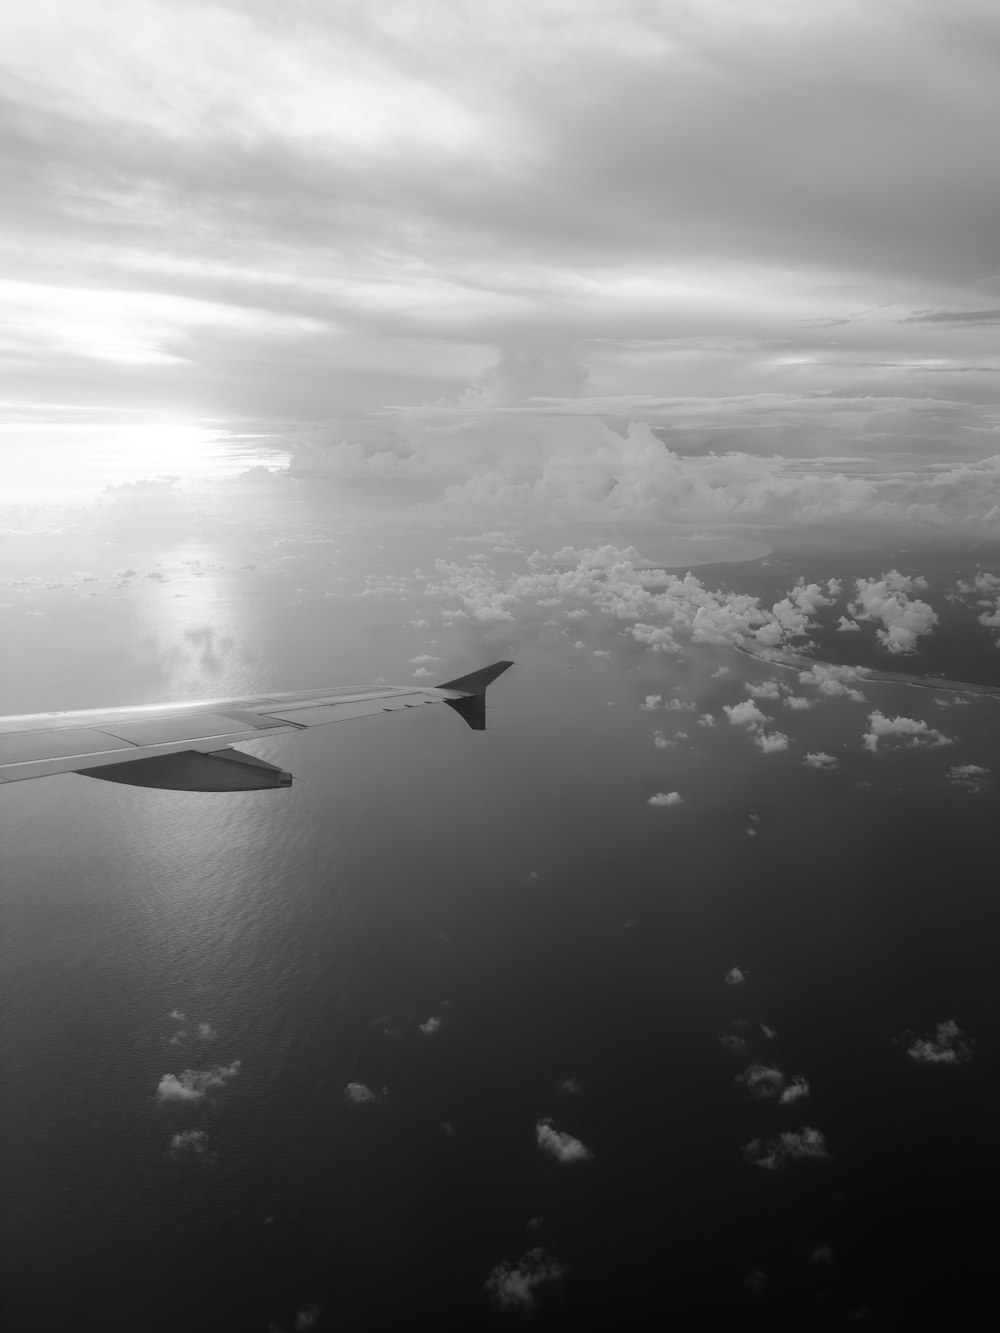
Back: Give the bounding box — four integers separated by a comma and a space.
760, 1024, 777, 1041
409, 653, 442, 664
754, 730, 790, 753
724, 700, 769, 727
169, 1029, 188, 1045
664, 698, 696, 711
697, 713, 716, 726
746, 680, 783, 700
557, 1076, 581, 1095
168, 1010, 186, 1021
783, 695, 812, 709
744, 1127, 829, 1170
797, 662, 868, 701
903, 1020, 975, 1065
593, 649, 611, 657
802, 751, 838, 769
719, 1032, 747, 1052
711, 666, 731, 677
157, 1061, 241, 1102
345, 1082, 378, 1104
809, 1245, 836, 1264
779, 1076, 811, 1105
725, 967, 746, 986
536, 1118, 592, 1163
419, 1017, 441, 1035
641, 694, 663, 710
862, 711, 954, 752
735, 1064, 785, 1100
652, 730, 674, 748
836, 616, 861, 632
483, 1248, 568, 1313
295, 1305, 321, 1330
170, 1129, 209, 1153
196, 1023, 217, 1041
946, 763, 991, 792
648, 790, 683, 806
412, 667, 434, 677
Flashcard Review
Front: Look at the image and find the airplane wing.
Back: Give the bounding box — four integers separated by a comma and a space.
0, 660, 513, 791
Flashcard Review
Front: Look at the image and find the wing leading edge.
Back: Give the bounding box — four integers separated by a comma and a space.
0, 660, 514, 791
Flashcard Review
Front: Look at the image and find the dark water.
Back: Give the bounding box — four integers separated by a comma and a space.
3, 514, 999, 1330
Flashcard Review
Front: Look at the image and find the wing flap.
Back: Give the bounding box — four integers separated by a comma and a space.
264, 692, 445, 727
0, 727, 136, 764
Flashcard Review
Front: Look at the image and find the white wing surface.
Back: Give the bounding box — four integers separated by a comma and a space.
0, 661, 513, 791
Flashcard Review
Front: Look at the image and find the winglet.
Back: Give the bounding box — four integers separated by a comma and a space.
436, 660, 514, 730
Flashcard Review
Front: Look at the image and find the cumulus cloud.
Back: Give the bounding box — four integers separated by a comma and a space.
168, 1010, 186, 1022
861, 711, 954, 752
783, 695, 812, 709
483, 1248, 568, 1313
419, 1016, 441, 1035
744, 1127, 829, 1170
157, 1061, 241, 1102
652, 730, 674, 748
746, 680, 783, 700
903, 1020, 975, 1065
797, 662, 868, 701
803, 751, 838, 769
345, 1082, 381, 1104
735, 1064, 785, 1100
725, 967, 746, 986
946, 763, 991, 792
836, 616, 861, 632
536, 1118, 592, 1163
641, 694, 662, 709
724, 700, 770, 728
697, 713, 716, 727
754, 730, 790, 753
954, 570, 1000, 645
196, 1023, 217, 1041
557, 1076, 581, 1095
409, 653, 442, 664
780, 1077, 811, 1105
295, 1305, 321, 1329
847, 571, 938, 654
170, 1129, 209, 1154
648, 790, 683, 806
719, 1032, 747, 1052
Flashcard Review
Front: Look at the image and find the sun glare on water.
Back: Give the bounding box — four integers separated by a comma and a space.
3, 422, 253, 505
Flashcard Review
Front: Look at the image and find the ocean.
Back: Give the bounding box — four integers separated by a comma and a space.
2, 474, 999, 1329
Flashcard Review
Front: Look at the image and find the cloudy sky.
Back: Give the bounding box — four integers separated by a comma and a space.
4, 0, 1000, 541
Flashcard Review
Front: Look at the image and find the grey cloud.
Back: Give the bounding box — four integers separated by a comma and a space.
903, 308, 1000, 325
4, 0, 1000, 484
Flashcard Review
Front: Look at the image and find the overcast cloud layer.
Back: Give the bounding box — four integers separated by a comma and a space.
3, 0, 1000, 544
